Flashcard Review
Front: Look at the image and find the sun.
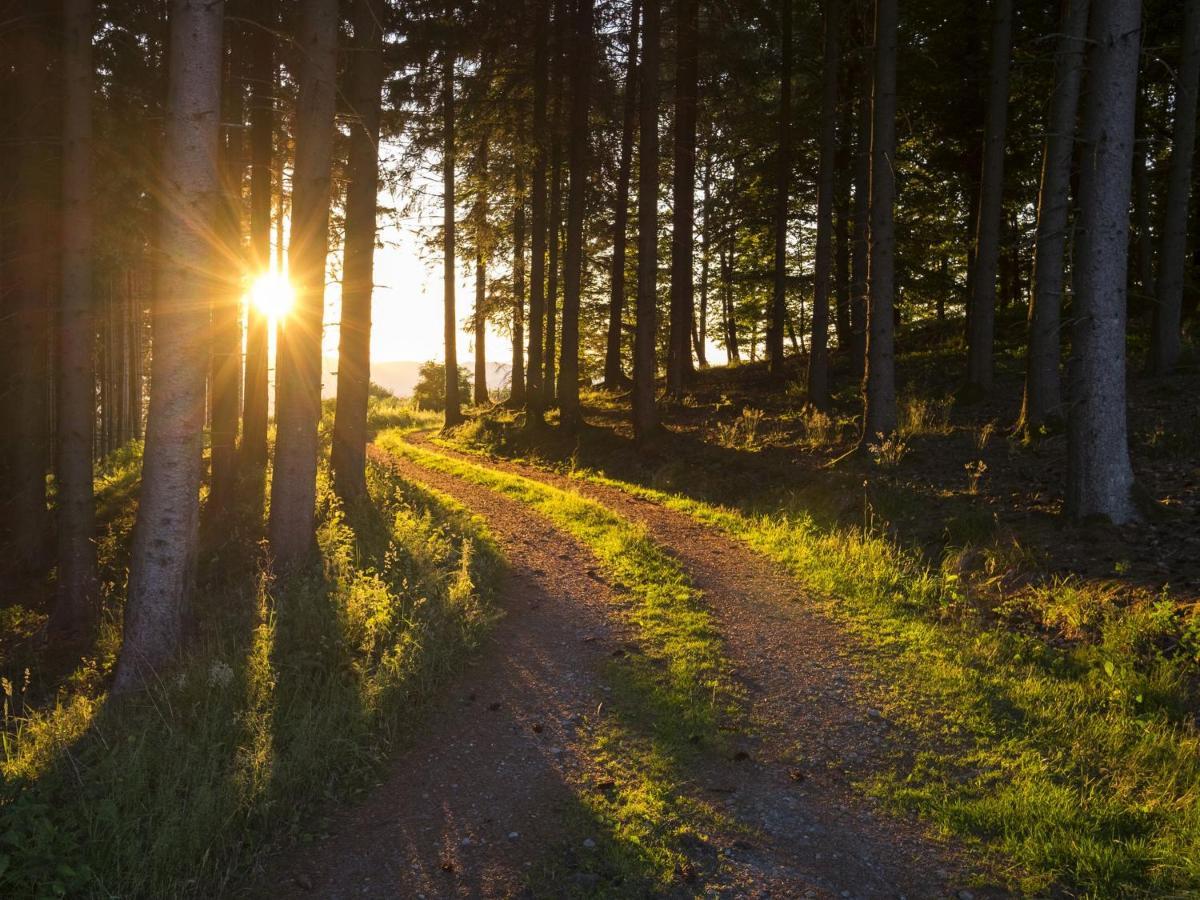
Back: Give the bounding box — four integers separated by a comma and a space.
249, 272, 295, 321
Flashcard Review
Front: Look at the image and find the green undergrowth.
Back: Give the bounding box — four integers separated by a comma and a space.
376, 430, 738, 895
440, 424, 1200, 897
0, 448, 500, 897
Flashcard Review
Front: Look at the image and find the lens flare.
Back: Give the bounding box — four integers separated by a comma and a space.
249, 272, 295, 321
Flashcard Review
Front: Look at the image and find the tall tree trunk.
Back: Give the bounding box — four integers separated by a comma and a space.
242, 0, 273, 468
1131, 91, 1156, 312
473, 139, 490, 405
1150, 0, 1200, 374
114, 0, 224, 691
964, 0, 1013, 397
767, 0, 792, 378
210, 17, 247, 516
526, 0, 549, 425
442, 37, 463, 426
808, 0, 840, 410
510, 172, 527, 405
545, 119, 562, 404
52, 0, 98, 638
9, 0, 52, 574
1065, 0, 1140, 524
834, 73, 852, 352
667, 0, 698, 396
860, 0, 898, 444
694, 147, 710, 367
632, 0, 660, 440
604, 0, 640, 389
268, 0, 338, 566
1018, 0, 1088, 435
850, 49, 870, 378
722, 233, 740, 361
331, 0, 384, 499
557, 0, 592, 431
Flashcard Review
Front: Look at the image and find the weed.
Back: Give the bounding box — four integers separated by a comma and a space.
715, 407, 766, 451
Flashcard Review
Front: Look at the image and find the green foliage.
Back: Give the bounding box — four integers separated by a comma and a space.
411, 360, 472, 412
0, 453, 500, 897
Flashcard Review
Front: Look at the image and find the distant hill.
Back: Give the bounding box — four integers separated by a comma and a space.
321, 358, 511, 400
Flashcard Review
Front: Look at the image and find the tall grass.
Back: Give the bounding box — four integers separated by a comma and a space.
0, 450, 500, 897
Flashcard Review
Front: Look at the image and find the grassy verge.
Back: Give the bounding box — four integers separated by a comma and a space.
441, 423, 1200, 897
376, 430, 739, 895
0, 443, 500, 897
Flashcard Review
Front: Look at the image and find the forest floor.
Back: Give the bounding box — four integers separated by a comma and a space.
250, 430, 992, 899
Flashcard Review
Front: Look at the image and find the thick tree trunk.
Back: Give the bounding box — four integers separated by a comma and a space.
604, 0, 640, 389
473, 140, 490, 406
667, 0, 698, 396
1019, 0, 1088, 435
242, 0, 273, 468
52, 0, 98, 638
964, 0, 1012, 397
9, 0, 52, 574
860, 0, 898, 443
632, 0, 660, 440
210, 17, 247, 515
556, 0, 592, 431
1150, 0, 1200, 375
442, 41, 463, 427
767, 0, 792, 377
114, 0, 224, 691
331, 0, 384, 499
808, 0, 840, 410
526, 0, 550, 425
1065, 0, 1140, 524
510, 172, 527, 406
268, 0, 338, 566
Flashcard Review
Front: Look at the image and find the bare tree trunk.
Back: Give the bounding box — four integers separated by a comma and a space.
604, 0, 640, 389
632, 0, 660, 440
52, 0, 98, 638
526, 0, 549, 425
860, 0, 898, 444
767, 0, 791, 378
1065, 0, 1140, 524
268, 0, 338, 566
1131, 93, 1156, 312
474, 139, 490, 405
721, 237, 740, 362
9, 0, 52, 574
114, 0, 224, 691
510, 171, 527, 406
442, 38, 463, 426
808, 0, 840, 410
210, 17, 247, 515
545, 122, 561, 405
834, 76, 852, 352
694, 146, 710, 367
667, 0, 698, 396
331, 0, 384, 499
964, 0, 1012, 397
1019, 0, 1088, 435
242, 0, 273, 468
850, 52, 870, 378
557, 0, 592, 431
1150, 0, 1200, 375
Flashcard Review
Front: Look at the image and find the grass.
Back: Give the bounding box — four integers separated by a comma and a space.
0, 437, 500, 897
376, 430, 739, 894
442, 421, 1200, 897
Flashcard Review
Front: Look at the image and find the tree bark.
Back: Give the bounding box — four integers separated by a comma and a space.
556, 0, 592, 431
860, 0, 898, 443
632, 0, 660, 440
808, 0, 840, 410
694, 147, 710, 368
510, 171, 527, 405
474, 139, 490, 405
1131, 91, 1156, 313
331, 0, 385, 499
850, 42, 870, 378
1019, 0, 1088, 435
1065, 0, 1140, 524
52, 0, 99, 638
114, 0, 224, 691
604, 0, 640, 389
242, 0, 273, 468
767, 0, 792, 378
545, 108, 562, 405
526, 0, 549, 425
1150, 0, 1200, 375
442, 36, 464, 426
268, 0, 338, 566
964, 0, 1013, 396
667, 0, 698, 396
